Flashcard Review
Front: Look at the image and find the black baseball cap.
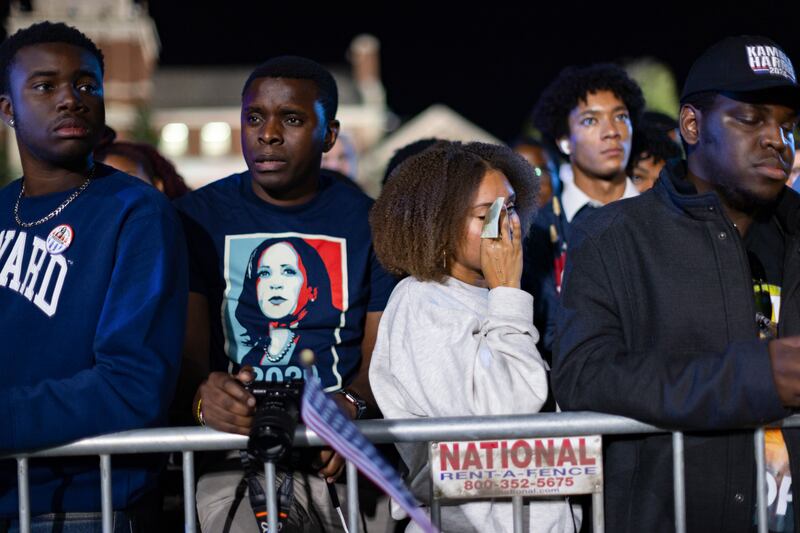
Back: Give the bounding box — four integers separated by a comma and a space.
681, 35, 800, 108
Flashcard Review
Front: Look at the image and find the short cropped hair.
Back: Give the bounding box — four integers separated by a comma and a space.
629, 124, 683, 172
370, 141, 538, 282
0, 21, 104, 94
242, 55, 338, 123
532, 63, 645, 144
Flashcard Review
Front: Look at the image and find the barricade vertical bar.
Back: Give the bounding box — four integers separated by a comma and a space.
17, 458, 30, 533
347, 461, 360, 533
265, 461, 278, 533
672, 432, 686, 533
100, 454, 112, 533
183, 451, 197, 533
512, 495, 523, 533
591, 492, 605, 533
755, 428, 768, 533
429, 479, 441, 530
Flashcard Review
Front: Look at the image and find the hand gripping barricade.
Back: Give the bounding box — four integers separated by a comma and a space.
6, 410, 794, 532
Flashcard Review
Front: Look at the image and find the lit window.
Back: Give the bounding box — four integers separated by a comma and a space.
159, 123, 189, 157
200, 122, 232, 157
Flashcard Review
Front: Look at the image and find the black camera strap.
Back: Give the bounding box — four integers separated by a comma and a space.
221, 474, 248, 533
247, 471, 294, 533
248, 451, 294, 532
222, 451, 295, 533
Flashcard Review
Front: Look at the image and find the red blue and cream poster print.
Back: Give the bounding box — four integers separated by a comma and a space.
223, 232, 349, 391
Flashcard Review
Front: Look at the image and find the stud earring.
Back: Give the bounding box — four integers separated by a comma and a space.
8, 118, 14, 128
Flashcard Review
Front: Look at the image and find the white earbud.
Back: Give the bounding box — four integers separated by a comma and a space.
559, 139, 571, 156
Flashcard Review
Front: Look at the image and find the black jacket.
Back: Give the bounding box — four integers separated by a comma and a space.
553, 160, 800, 532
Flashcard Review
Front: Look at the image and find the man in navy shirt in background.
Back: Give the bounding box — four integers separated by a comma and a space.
0, 22, 187, 531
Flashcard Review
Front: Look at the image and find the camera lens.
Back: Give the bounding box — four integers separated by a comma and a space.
250, 403, 299, 461
246, 381, 303, 463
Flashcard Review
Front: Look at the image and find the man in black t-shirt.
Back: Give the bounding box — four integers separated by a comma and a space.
553, 36, 800, 532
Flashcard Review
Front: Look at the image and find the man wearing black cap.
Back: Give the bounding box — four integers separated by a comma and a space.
553, 36, 800, 532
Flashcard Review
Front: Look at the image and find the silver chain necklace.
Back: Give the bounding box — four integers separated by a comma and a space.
14, 167, 94, 228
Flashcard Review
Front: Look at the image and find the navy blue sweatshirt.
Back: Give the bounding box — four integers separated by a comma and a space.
0, 164, 187, 515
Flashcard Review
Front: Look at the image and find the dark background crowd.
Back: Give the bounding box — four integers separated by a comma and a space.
136, 3, 799, 142
0, 2, 797, 162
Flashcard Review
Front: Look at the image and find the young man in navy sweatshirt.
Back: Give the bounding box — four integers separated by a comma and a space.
0, 22, 187, 530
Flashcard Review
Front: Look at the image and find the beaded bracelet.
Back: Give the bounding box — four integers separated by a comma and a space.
195, 398, 205, 426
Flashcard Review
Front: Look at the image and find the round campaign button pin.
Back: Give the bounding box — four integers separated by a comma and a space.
46, 224, 74, 255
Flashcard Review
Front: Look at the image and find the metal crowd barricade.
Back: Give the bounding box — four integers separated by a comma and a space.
8, 412, 800, 533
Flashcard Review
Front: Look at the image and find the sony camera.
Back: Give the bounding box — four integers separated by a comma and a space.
245, 379, 304, 462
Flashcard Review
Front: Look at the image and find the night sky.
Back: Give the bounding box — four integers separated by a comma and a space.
147, 4, 797, 141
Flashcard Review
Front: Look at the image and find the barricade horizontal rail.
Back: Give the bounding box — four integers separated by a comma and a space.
7, 412, 800, 533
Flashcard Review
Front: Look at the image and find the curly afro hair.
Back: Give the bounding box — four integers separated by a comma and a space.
370, 141, 538, 282
532, 63, 645, 145
0, 21, 104, 95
